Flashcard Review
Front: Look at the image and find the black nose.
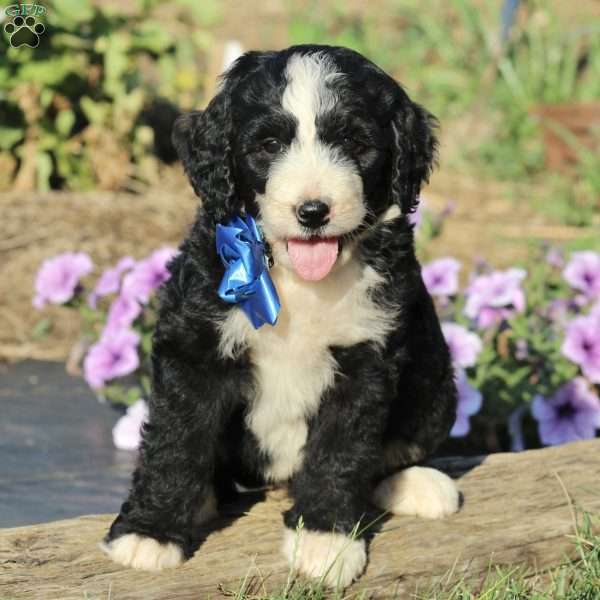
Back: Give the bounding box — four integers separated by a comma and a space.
296, 200, 330, 229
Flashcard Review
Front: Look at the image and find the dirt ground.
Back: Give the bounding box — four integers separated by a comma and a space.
1, 1, 597, 363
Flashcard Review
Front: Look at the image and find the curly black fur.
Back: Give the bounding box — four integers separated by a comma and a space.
106, 44, 456, 561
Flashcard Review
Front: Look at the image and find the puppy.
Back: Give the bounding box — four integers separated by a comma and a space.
102, 45, 459, 589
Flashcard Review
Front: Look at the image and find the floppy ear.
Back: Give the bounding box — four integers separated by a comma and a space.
389, 101, 438, 215
171, 93, 241, 224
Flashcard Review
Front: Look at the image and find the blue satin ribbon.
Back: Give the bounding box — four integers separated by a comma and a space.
216, 215, 280, 329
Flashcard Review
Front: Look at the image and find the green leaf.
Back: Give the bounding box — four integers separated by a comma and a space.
36, 151, 53, 191
0, 127, 23, 150
51, 0, 95, 25
131, 22, 173, 54
125, 386, 143, 406
80, 96, 109, 125
55, 109, 75, 137
104, 32, 131, 93
140, 375, 152, 397
31, 317, 53, 340
141, 332, 153, 355
16, 54, 88, 87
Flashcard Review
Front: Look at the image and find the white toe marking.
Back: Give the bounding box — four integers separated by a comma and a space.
373, 466, 460, 519
100, 533, 184, 571
282, 527, 367, 589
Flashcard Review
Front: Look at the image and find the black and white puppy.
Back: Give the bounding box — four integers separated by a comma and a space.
102, 45, 459, 588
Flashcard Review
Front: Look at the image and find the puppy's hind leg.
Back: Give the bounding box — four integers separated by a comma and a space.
373, 466, 459, 519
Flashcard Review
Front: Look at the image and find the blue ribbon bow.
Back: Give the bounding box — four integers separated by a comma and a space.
216, 214, 280, 329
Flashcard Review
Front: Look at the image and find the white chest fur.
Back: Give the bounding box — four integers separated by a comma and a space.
218, 257, 396, 482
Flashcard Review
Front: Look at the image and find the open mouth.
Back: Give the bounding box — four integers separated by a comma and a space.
287, 237, 340, 282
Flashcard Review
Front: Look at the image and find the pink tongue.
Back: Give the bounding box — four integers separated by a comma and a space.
287, 238, 339, 281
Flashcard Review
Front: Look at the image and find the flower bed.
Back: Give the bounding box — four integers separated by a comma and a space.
33, 229, 600, 453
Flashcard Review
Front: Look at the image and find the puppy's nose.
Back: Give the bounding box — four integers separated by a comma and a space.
296, 200, 330, 229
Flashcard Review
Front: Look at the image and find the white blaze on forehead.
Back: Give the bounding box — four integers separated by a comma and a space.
282, 52, 340, 143
257, 51, 366, 248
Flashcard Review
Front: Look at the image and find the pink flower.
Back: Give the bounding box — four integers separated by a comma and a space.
88, 256, 136, 308
422, 257, 461, 297
562, 314, 600, 383
532, 378, 600, 446
112, 399, 149, 451
121, 247, 177, 304
33, 252, 93, 308
441, 322, 482, 368
464, 268, 526, 329
83, 329, 140, 390
103, 294, 142, 336
408, 196, 426, 228
563, 251, 600, 300
450, 369, 483, 437
545, 247, 564, 269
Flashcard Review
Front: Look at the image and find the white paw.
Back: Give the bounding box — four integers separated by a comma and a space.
100, 533, 184, 571
373, 466, 459, 519
282, 527, 366, 589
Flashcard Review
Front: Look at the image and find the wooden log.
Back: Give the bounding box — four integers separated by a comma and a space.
1, 440, 599, 599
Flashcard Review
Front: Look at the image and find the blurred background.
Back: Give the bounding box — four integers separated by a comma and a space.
2, 0, 600, 360
1, 0, 599, 525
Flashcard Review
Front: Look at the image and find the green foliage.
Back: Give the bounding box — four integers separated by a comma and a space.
0, 0, 216, 191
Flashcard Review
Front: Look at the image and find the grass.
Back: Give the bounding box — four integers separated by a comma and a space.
420, 515, 600, 599
225, 512, 599, 600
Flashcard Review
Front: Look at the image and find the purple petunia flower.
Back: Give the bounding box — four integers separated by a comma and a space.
88, 256, 136, 308
103, 294, 142, 336
514, 339, 529, 361
543, 298, 571, 327
408, 196, 425, 228
83, 329, 140, 390
121, 247, 177, 304
545, 247, 564, 269
441, 322, 483, 368
112, 398, 149, 451
33, 252, 93, 309
563, 251, 600, 300
562, 314, 600, 383
450, 369, 483, 437
531, 378, 600, 446
464, 268, 526, 329
422, 257, 461, 297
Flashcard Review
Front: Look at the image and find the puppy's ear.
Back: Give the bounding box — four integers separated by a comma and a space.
389, 101, 438, 215
171, 94, 241, 223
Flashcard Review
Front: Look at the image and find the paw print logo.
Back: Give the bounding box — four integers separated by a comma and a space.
4, 15, 45, 48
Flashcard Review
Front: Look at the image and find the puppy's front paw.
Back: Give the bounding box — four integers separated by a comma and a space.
373, 466, 459, 519
282, 527, 366, 589
100, 533, 184, 571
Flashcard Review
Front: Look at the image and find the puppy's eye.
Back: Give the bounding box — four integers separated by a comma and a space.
261, 138, 283, 154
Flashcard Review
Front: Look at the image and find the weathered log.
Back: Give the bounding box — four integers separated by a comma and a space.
1, 440, 599, 599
